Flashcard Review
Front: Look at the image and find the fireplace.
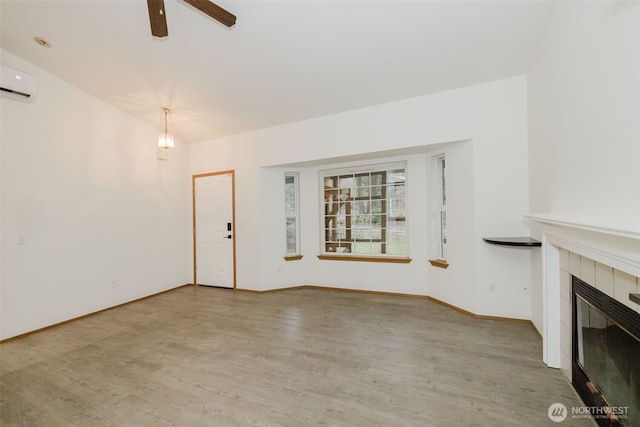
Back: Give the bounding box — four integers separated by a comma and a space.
572, 276, 640, 426
526, 214, 640, 424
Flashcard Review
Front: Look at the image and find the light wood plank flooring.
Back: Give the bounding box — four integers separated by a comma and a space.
1, 286, 592, 426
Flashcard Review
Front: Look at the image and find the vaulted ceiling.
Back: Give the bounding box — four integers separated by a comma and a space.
1, 0, 553, 143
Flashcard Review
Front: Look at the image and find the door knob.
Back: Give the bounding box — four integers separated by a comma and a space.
223, 235, 232, 239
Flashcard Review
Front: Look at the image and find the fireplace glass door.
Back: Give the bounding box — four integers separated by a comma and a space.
573, 277, 640, 426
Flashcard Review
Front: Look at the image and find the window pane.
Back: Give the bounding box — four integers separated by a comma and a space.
388, 198, 405, 218
353, 241, 371, 254
352, 201, 369, 215
339, 175, 354, 188
324, 177, 336, 189
440, 210, 447, 259
355, 173, 369, 185
440, 158, 446, 206
387, 169, 405, 183
386, 224, 407, 255
285, 182, 296, 213
286, 217, 297, 253
370, 185, 384, 198
369, 242, 382, 254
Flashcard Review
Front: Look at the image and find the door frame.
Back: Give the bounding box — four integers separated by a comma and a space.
192, 170, 236, 289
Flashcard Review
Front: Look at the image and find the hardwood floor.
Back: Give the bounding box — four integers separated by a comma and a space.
1, 286, 593, 426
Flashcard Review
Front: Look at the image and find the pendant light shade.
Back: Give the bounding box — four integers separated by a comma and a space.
158, 108, 175, 149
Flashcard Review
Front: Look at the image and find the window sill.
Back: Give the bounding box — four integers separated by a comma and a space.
284, 255, 303, 261
429, 259, 449, 269
317, 255, 412, 264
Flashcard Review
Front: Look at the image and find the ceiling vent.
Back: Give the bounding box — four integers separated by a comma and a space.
0, 65, 36, 101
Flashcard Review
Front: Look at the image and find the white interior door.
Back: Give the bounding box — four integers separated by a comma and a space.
194, 172, 234, 288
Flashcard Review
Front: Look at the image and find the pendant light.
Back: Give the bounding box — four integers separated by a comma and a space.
158, 108, 175, 149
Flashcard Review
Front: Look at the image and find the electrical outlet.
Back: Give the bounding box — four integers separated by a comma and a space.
489, 283, 496, 293
110, 280, 116, 289
523, 287, 529, 295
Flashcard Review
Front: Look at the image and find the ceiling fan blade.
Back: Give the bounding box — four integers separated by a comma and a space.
182, 0, 236, 27
147, 0, 169, 37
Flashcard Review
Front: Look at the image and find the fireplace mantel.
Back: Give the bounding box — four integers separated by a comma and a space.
527, 213, 640, 279
525, 213, 640, 241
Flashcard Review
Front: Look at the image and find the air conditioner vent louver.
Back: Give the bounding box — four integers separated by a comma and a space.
0, 65, 36, 102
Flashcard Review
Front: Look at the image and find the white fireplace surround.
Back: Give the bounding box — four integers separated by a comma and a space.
527, 214, 640, 378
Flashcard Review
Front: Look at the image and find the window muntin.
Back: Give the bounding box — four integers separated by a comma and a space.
321, 163, 407, 257
285, 173, 300, 256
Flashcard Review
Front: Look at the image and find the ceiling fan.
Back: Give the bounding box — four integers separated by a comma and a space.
147, 0, 236, 37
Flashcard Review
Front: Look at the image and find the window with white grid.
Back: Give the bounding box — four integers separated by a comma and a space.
321, 163, 407, 257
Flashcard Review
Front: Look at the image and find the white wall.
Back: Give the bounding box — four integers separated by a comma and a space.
528, 1, 640, 225
527, 1, 640, 332
190, 76, 532, 319
0, 50, 192, 340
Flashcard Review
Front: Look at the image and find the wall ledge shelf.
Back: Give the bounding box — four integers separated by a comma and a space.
482, 237, 541, 247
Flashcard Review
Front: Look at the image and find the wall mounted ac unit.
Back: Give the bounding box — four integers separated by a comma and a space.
0, 65, 36, 101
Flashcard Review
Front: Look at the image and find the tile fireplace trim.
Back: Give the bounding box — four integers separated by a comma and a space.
542, 230, 640, 279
